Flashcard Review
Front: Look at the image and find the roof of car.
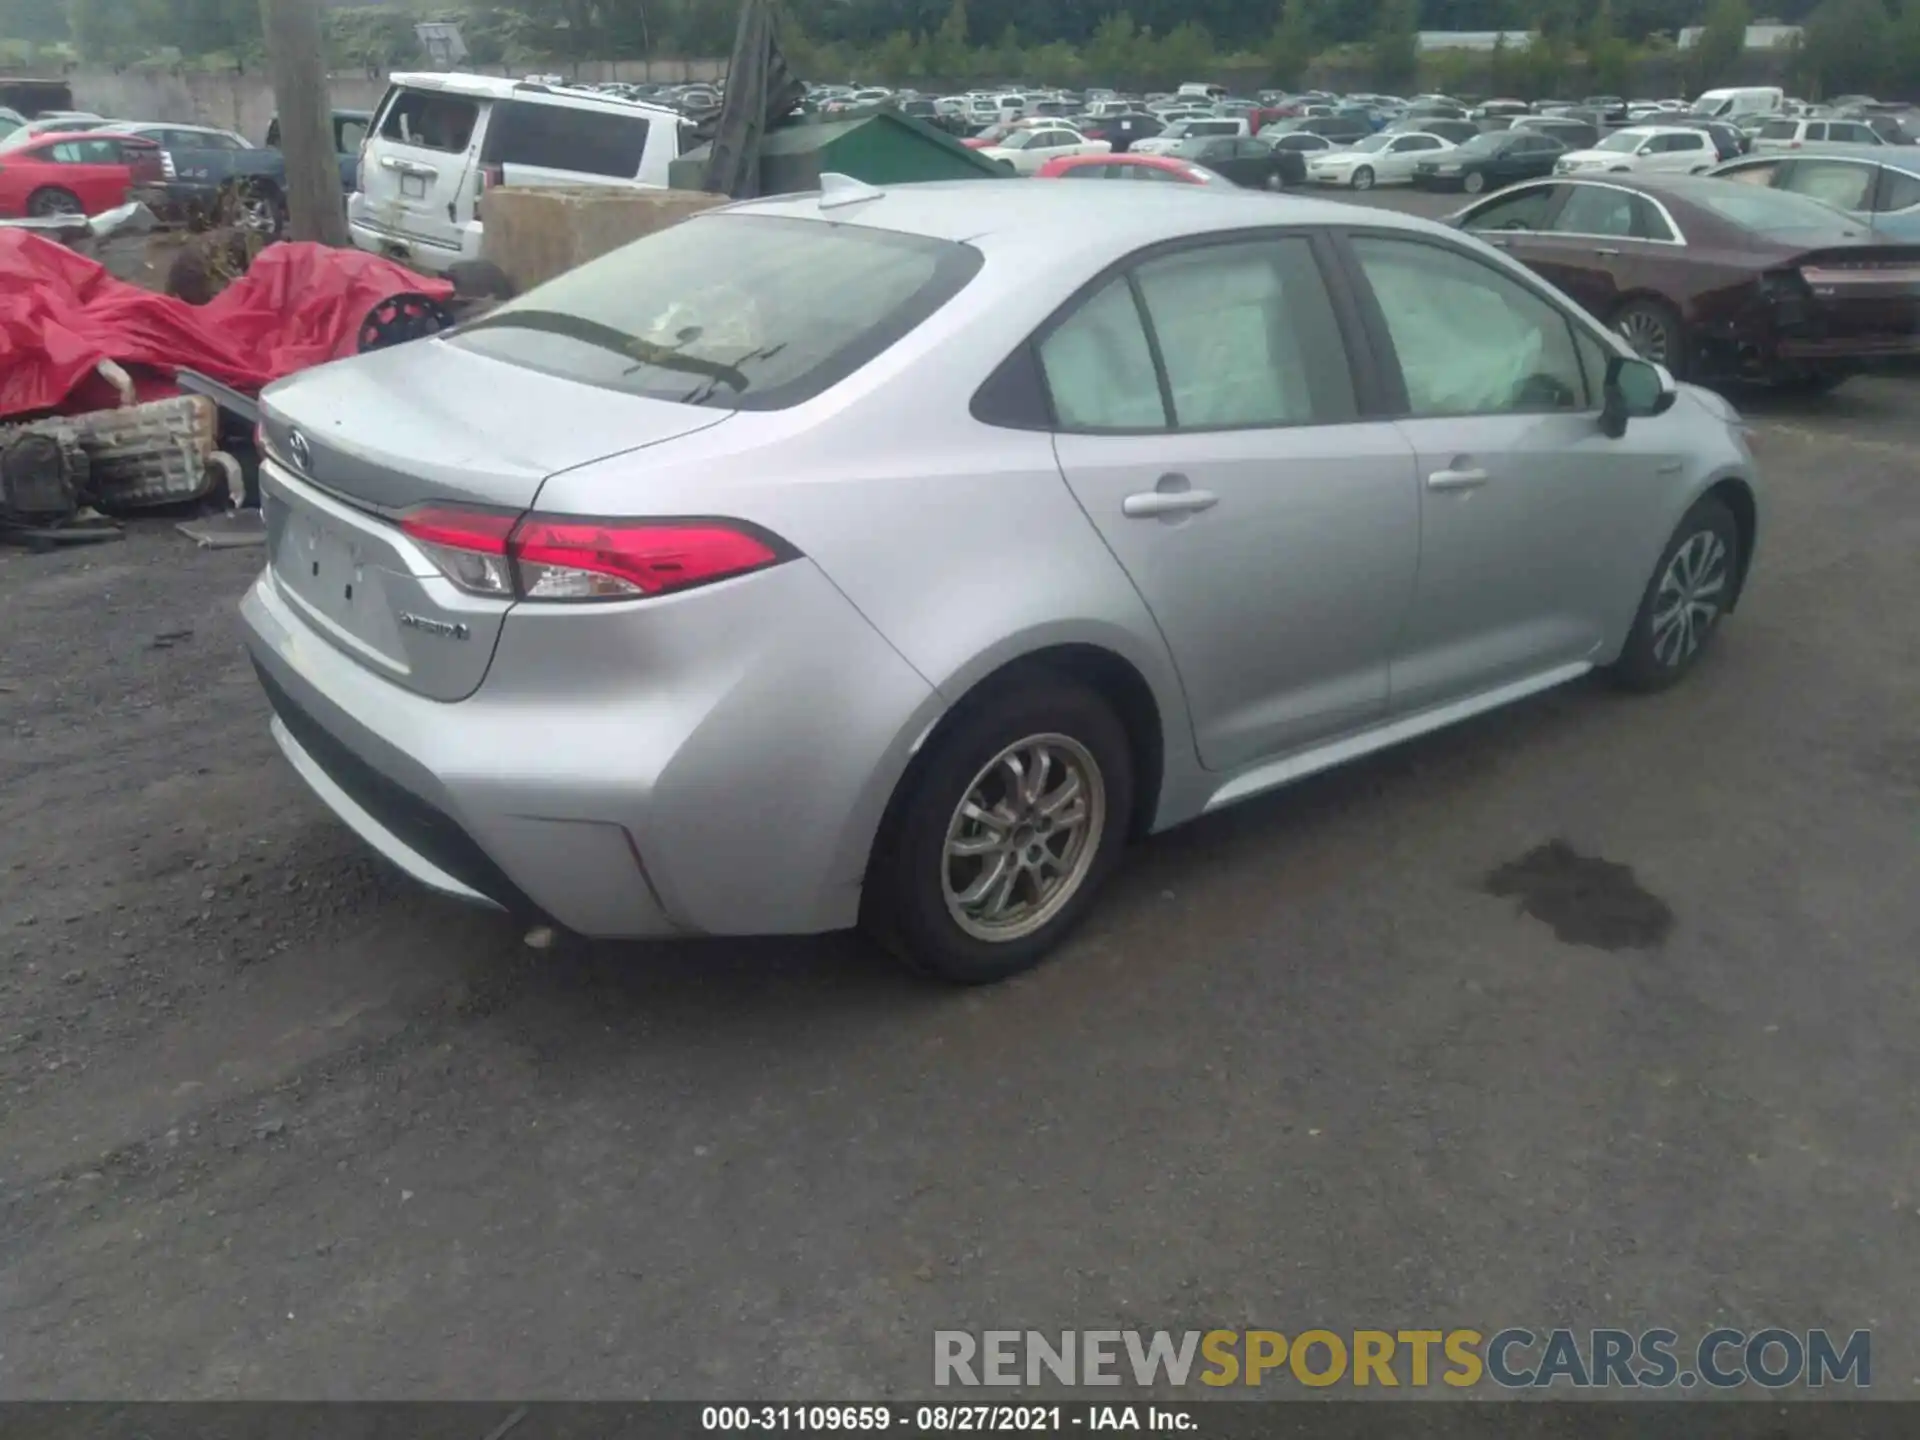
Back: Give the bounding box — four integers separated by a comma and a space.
387, 70, 685, 122
723, 176, 1450, 250
1719, 141, 1915, 165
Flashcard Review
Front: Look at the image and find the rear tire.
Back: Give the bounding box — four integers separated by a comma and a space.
1606, 496, 1740, 693
27, 187, 82, 218
1612, 296, 1687, 379
862, 672, 1134, 985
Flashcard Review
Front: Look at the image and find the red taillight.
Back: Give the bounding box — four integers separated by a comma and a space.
479, 163, 504, 193
399, 506, 787, 603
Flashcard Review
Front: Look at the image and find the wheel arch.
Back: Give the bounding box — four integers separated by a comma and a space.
1703, 474, 1758, 609
859, 639, 1179, 904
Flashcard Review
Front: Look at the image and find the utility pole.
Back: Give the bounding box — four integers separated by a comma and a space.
260, 0, 350, 245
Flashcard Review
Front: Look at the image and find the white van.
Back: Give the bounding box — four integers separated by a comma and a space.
1177, 82, 1229, 101
1689, 86, 1785, 121
348, 72, 689, 275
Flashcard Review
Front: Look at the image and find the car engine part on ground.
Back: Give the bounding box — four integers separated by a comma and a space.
0, 394, 227, 515
0, 231, 454, 417
0, 428, 88, 523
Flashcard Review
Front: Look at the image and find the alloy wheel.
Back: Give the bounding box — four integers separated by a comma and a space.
30, 190, 81, 217
1463, 171, 1485, 193
942, 734, 1106, 943
1650, 530, 1728, 668
239, 192, 278, 235
1617, 309, 1672, 364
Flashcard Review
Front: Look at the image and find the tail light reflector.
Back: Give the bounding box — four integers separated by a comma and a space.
399, 507, 789, 602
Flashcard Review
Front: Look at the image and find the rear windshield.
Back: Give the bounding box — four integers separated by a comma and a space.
448, 214, 983, 410
378, 88, 478, 152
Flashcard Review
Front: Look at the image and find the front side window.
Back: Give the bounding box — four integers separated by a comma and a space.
1757, 119, 1797, 140
1353, 236, 1591, 416
1460, 184, 1559, 232
1552, 184, 1640, 237
1719, 158, 1783, 186
1131, 238, 1356, 429
1036, 277, 1165, 430
450, 214, 980, 411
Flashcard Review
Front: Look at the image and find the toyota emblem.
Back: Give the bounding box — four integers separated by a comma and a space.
288, 429, 312, 472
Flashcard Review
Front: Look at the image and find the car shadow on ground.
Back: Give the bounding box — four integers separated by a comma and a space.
516, 669, 1627, 1031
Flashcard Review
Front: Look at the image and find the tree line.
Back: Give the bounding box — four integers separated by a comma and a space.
1, 0, 1915, 101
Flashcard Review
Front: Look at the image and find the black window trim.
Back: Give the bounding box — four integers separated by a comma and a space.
1328, 225, 1618, 419
973, 224, 1387, 436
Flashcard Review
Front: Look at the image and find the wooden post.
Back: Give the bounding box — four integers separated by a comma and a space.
259, 0, 350, 245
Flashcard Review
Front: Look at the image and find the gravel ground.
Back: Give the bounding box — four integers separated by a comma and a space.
2, 233, 1918, 1399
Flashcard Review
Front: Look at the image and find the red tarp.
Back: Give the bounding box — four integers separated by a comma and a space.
0, 231, 454, 418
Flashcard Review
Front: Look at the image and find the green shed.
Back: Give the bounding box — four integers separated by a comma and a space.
669, 110, 1010, 194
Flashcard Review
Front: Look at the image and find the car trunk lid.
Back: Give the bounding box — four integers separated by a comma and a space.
1789, 243, 1920, 343
258, 341, 732, 701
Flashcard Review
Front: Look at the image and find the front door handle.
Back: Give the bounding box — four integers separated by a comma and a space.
1123, 473, 1219, 519
1427, 467, 1490, 491
1594, 246, 1621, 257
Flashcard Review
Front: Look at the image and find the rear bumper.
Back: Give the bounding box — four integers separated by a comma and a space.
346, 199, 481, 274
240, 547, 939, 940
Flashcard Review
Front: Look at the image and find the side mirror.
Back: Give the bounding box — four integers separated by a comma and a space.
1600, 354, 1676, 438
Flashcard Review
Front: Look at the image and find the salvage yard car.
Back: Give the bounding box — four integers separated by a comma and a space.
1554, 126, 1717, 177
1305, 130, 1454, 189
1450, 174, 1920, 388
979, 125, 1110, 173
1414, 128, 1568, 192
0, 131, 163, 217
244, 178, 1760, 983
348, 73, 688, 273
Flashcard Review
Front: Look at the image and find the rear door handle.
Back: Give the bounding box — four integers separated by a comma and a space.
1123, 489, 1219, 518
1427, 467, 1490, 491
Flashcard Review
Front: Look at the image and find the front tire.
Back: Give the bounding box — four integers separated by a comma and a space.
863, 672, 1134, 984
1351, 165, 1375, 190
1462, 170, 1486, 194
1607, 496, 1740, 692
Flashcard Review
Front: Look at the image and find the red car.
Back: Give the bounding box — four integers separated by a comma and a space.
0, 132, 164, 219
1034, 152, 1220, 184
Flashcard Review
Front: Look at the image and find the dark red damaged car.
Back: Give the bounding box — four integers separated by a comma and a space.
1449, 173, 1920, 390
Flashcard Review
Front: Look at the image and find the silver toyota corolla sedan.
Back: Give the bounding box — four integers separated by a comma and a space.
242, 178, 1760, 983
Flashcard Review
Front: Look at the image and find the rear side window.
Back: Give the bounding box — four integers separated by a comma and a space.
1037, 278, 1165, 429
1133, 239, 1356, 428
1879, 167, 1920, 212
483, 100, 649, 178
449, 214, 981, 411
378, 88, 479, 153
